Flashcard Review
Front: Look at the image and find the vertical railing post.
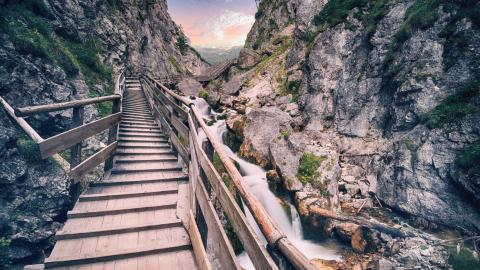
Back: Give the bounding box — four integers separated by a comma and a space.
69, 107, 84, 167
104, 98, 121, 172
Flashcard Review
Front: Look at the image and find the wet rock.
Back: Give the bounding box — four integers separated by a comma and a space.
334, 222, 360, 243
351, 226, 378, 254
226, 115, 246, 137
376, 259, 395, 270
266, 170, 281, 184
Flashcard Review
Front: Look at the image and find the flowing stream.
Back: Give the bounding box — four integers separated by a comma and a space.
193, 98, 341, 269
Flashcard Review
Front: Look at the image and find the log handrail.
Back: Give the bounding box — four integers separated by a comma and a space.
140, 73, 317, 270
14, 95, 121, 117
1, 68, 125, 183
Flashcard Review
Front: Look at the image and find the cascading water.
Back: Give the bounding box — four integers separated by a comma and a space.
193, 98, 341, 269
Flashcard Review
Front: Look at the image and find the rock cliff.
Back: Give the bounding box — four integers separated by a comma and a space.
0, 0, 206, 268
207, 0, 479, 268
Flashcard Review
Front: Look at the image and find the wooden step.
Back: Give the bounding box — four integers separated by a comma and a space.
119, 125, 160, 131
112, 161, 182, 174
118, 137, 167, 143
115, 155, 178, 163
44, 238, 191, 268
121, 116, 155, 122
92, 175, 187, 186
67, 202, 177, 218
78, 188, 178, 202
117, 141, 169, 148
56, 219, 182, 240
121, 120, 156, 126
116, 148, 173, 155
119, 128, 162, 134
122, 112, 153, 117
122, 109, 152, 114
118, 132, 165, 138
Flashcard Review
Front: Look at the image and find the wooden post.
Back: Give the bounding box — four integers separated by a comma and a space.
69, 107, 84, 167
104, 99, 121, 172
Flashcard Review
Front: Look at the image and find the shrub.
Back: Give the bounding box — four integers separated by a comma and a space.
297, 153, 327, 184
17, 134, 40, 161
176, 35, 189, 55
448, 247, 480, 270
456, 141, 480, 178
313, 0, 368, 27
198, 90, 209, 99
422, 80, 479, 129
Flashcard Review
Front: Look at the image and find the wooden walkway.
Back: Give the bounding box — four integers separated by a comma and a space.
36, 79, 198, 270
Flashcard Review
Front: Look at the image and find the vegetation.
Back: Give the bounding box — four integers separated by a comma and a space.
176, 35, 189, 55
16, 134, 40, 161
254, 38, 290, 75
404, 139, 418, 168
168, 56, 183, 74
448, 247, 480, 270
198, 90, 209, 99
279, 130, 290, 140
422, 80, 479, 129
456, 141, 480, 179
281, 80, 300, 102
0, 237, 11, 269
313, 0, 368, 27
297, 153, 327, 184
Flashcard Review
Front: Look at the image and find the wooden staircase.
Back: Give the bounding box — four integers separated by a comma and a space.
38, 78, 198, 269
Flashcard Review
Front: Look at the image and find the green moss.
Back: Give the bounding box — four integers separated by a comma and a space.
279, 130, 290, 140
16, 134, 40, 161
404, 139, 418, 167
313, 0, 369, 27
0, 236, 11, 269
422, 80, 479, 129
456, 141, 480, 178
198, 90, 209, 99
254, 39, 290, 75
281, 80, 300, 102
448, 247, 480, 270
169, 56, 183, 74
297, 153, 327, 184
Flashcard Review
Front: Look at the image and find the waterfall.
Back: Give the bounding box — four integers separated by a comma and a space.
192, 98, 341, 269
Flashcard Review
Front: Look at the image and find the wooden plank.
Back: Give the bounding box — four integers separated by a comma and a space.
195, 176, 241, 270
67, 203, 177, 218
0, 97, 70, 172
69, 142, 117, 181
44, 240, 191, 268
186, 211, 212, 270
170, 131, 189, 162
190, 125, 278, 270
188, 114, 199, 214
15, 95, 121, 117
171, 114, 189, 142
39, 113, 122, 159
69, 107, 84, 167
56, 220, 182, 240
78, 188, 178, 201
154, 88, 188, 120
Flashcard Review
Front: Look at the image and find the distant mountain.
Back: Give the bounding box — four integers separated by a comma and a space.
194, 46, 243, 65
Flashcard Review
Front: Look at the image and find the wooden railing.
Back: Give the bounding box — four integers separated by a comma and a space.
141, 73, 317, 270
0, 70, 126, 183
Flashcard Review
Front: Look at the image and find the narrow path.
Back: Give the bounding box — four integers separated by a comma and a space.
38, 78, 197, 270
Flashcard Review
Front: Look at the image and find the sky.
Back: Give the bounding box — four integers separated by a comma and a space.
167, 0, 257, 49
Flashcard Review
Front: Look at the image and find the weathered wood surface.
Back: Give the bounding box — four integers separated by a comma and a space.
0, 97, 70, 172
38, 112, 121, 159
187, 211, 212, 270
69, 141, 118, 181
190, 119, 278, 270
15, 95, 121, 117
69, 107, 84, 167
36, 78, 199, 270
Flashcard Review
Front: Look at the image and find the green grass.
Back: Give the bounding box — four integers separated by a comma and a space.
404, 139, 418, 167
313, 0, 368, 27
296, 153, 327, 184
16, 134, 40, 161
198, 90, 209, 99
448, 247, 480, 270
169, 56, 183, 74
280, 80, 300, 102
456, 141, 480, 178
254, 38, 290, 75
422, 80, 479, 129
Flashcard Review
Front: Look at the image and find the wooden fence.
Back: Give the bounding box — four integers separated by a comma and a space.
0, 70, 126, 183
141, 73, 317, 270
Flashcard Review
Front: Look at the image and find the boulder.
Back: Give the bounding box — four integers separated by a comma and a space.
226, 115, 246, 138
177, 77, 204, 96
239, 107, 292, 168
237, 48, 261, 69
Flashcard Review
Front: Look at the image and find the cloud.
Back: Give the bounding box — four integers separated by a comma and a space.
194, 10, 255, 48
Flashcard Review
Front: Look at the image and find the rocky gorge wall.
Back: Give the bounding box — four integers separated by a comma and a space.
199, 0, 479, 268
0, 0, 206, 268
